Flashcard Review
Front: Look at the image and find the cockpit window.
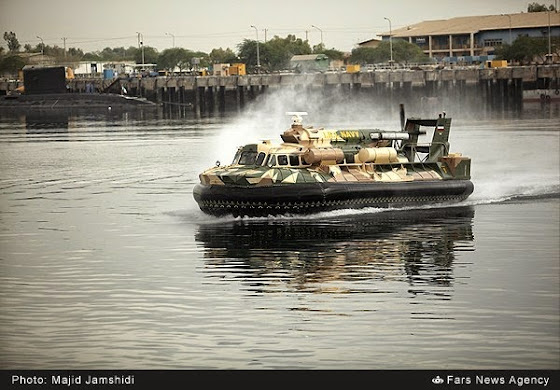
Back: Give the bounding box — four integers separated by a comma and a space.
232, 150, 241, 164
256, 152, 266, 166
266, 155, 276, 167
262, 154, 306, 167
289, 155, 300, 166
238, 151, 258, 165
277, 155, 289, 166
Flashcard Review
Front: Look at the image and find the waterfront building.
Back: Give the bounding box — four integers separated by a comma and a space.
375, 11, 560, 63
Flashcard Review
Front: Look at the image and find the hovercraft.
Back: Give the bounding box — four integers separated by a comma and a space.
193, 110, 473, 217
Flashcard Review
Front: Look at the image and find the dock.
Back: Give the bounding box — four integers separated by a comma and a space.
1, 65, 559, 115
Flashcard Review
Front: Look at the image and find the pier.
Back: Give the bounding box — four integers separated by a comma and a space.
2, 65, 559, 115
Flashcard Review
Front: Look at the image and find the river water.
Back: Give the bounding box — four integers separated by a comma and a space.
0, 95, 559, 370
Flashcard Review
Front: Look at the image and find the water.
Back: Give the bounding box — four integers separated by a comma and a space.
0, 99, 559, 370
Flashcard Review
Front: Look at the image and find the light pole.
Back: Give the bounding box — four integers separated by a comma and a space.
166, 32, 175, 48
250, 25, 260, 73
36, 36, 44, 56
36, 36, 44, 66
547, 11, 552, 64
311, 25, 323, 47
384, 17, 393, 67
136, 32, 145, 70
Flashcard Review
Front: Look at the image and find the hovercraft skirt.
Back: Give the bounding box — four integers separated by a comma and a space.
193, 180, 474, 217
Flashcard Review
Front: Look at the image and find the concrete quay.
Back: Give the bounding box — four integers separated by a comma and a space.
121, 65, 559, 115
1, 65, 559, 115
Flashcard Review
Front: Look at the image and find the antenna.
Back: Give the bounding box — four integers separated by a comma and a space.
285, 111, 308, 116
399, 104, 405, 131
285, 111, 308, 125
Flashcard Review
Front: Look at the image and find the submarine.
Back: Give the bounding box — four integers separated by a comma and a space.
193, 109, 473, 217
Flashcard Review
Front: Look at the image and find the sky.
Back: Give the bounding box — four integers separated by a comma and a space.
0, 0, 556, 54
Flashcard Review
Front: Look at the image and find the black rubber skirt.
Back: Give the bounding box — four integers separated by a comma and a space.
193, 180, 474, 217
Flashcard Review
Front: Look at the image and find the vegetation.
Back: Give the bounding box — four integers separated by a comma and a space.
158, 48, 192, 72
234, 35, 345, 73
3, 32, 20, 52
82, 47, 134, 61
527, 2, 557, 12
0, 55, 25, 75
496, 35, 559, 64
209, 48, 239, 64
157, 48, 210, 71
20, 42, 84, 62
238, 34, 311, 72
350, 40, 431, 65
319, 47, 345, 62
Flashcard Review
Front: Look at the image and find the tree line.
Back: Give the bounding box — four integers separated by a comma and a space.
0, 31, 431, 76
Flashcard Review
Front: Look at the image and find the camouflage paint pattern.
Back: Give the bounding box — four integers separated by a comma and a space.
198, 115, 471, 188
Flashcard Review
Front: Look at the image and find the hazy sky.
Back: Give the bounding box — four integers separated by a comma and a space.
0, 0, 555, 53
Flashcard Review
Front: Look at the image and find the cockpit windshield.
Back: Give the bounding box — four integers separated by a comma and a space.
233, 151, 258, 165
232, 148, 307, 168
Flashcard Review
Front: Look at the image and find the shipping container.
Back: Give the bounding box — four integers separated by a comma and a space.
229, 63, 246, 75
486, 60, 508, 68
491, 60, 508, 68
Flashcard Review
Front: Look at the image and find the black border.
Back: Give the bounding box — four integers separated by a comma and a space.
2, 370, 558, 389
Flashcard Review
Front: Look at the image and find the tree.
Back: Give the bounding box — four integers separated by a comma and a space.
0, 55, 25, 76
391, 39, 430, 64
350, 40, 430, 65
133, 46, 158, 65
262, 35, 296, 70
350, 47, 379, 64
157, 48, 194, 72
16, 43, 82, 62
191, 51, 210, 68
66, 47, 84, 60
497, 35, 557, 64
3, 31, 20, 52
527, 2, 556, 12
272, 34, 313, 67
209, 47, 239, 64
238, 34, 312, 72
82, 51, 102, 61
99, 47, 127, 61
83, 46, 137, 61
237, 39, 261, 72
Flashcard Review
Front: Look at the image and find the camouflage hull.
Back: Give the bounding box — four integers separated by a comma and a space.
193, 180, 474, 217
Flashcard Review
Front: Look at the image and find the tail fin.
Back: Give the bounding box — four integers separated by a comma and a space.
428, 117, 452, 161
